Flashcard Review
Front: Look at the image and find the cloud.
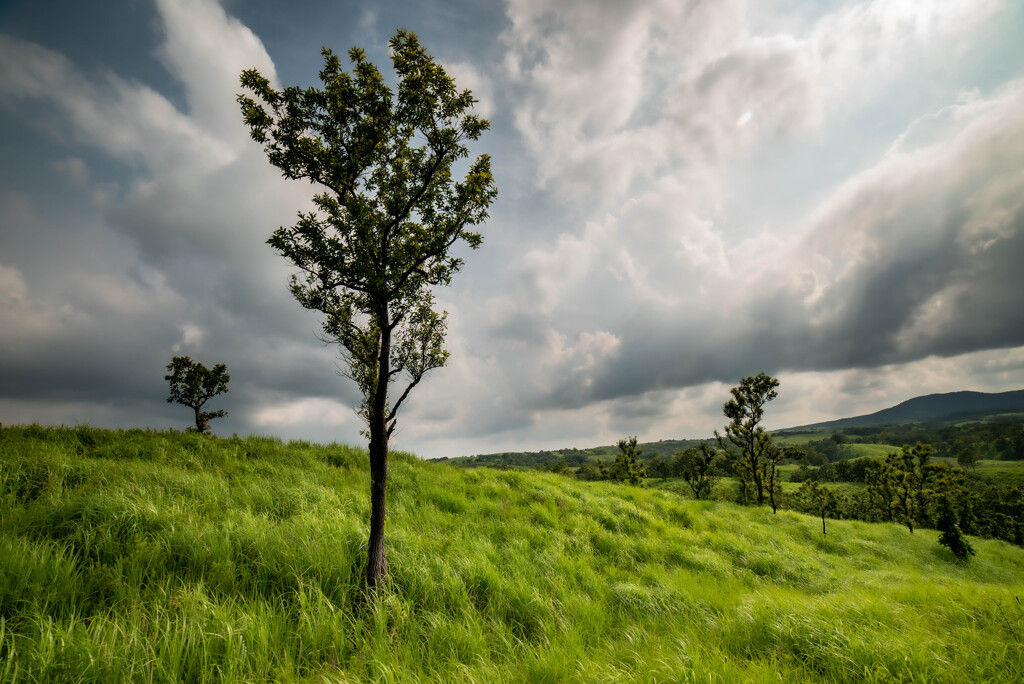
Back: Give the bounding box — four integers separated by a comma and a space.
441, 60, 495, 119
1, 0, 1022, 460
0, 1, 351, 437
578, 78, 1024, 404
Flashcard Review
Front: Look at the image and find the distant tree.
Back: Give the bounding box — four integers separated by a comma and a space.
764, 445, 800, 514
576, 462, 603, 481
801, 450, 829, 467
548, 458, 569, 475
885, 442, 934, 534
715, 372, 780, 506
239, 30, 497, 589
676, 443, 719, 500
934, 492, 975, 560
797, 479, 839, 536
611, 436, 646, 485
957, 446, 979, 471
864, 460, 897, 523
645, 454, 672, 479
165, 356, 229, 434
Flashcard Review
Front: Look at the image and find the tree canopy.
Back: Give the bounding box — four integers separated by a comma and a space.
165, 356, 230, 434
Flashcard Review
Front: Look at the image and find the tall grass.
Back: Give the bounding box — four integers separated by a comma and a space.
2, 425, 1023, 682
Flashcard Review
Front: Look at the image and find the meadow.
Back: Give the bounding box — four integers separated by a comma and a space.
2, 425, 1023, 682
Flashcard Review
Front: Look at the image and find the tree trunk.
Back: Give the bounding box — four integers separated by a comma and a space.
366, 302, 392, 591
752, 449, 765, 505
366, 427, 389, 589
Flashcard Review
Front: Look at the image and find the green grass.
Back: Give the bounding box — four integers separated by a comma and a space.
933, 457, 1024, 485
838, 444, 895, 459
2, 425, 1023, 682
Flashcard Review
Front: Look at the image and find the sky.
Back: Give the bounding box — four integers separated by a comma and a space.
2, 0, 1024, 459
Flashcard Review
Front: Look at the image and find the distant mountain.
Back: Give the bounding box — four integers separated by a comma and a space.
788, 389, 1024, 430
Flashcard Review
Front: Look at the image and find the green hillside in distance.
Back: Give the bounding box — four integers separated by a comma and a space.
2, 425, 1023, 682
446, 388, 1024, 469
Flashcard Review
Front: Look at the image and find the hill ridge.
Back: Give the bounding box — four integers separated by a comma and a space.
788, 388, 1024, 430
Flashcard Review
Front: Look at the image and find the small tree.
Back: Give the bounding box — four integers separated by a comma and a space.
676, 443, 719, 500
957, 446, 979, 471
886, 442, 934, 534
576, 462, 603, 481
645, 454, 672, 479
611, 436, 646, 485
864, 460, 896, 522
798, 479, 839, 536
715, 372, 779, 506
763, 444, 800, 514
239, 30, 497, 589
934, 492, 975, 560
165, 356, 230, 434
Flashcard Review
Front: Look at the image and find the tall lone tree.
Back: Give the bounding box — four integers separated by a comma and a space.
239, 30, 496, 589
165, 356, 230, 434
716, 372, 780, 506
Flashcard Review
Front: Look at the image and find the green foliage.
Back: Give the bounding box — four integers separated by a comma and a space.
935, 493, 976, 560
446, 438, 705, 470
239, 30, 496, 588
645, 453, 672, 478
958, 446, 980, 470
3, 425, 1024, 682
842, 420, 1024, 461
676, 443, 720, 500
797, 480, 840, 536
164, 356, 229, 434
716, 372, 780, 506
879, 442, 936, 534
611, 436, 645, 485
575, 462, 603, 481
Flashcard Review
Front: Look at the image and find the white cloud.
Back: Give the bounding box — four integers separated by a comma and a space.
153, 0, 279, 145
250, 397, 358, 429
442, 60, 495, 119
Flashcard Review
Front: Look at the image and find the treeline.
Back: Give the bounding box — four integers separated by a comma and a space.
789, 446, 1023, 547
437, 438, 704, 469
788, 421, 1024, 463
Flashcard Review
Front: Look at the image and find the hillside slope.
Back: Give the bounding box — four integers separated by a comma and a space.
793, 389, 1024, 430
2, 425, 1023, 682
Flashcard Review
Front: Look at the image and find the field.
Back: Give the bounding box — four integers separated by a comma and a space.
2, 425, 1024, 682
841, 444, 897, 459
933, 457, 1024, 485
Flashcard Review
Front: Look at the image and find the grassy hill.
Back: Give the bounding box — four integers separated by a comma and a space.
2, 425, 1023, 682
790, 389, 1024, 430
